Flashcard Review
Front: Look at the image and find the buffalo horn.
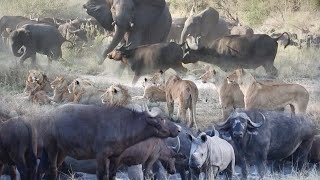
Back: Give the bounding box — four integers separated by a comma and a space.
246, 112, 265, 128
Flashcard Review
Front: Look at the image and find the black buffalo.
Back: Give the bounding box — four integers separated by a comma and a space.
34, 104, 180, 180
0, 117, 37, 180
218, 109, 316, 179
8, 24, 72, 67
183, 33, 290, 77
108, 42, 187, 84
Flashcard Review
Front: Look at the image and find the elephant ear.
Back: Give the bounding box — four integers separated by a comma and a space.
200, 8, 219, 37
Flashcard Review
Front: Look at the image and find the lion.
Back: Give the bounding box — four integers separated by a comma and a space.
69, 79, 103, 104
226, 69, 309, 114
101, 84, 148, 112
24, 70, 52, 95
165, 75, 199, 129
28, 82, 52, 105
200, 69, 244, 119
101, 84, 131, 106
50, 76, 74, 103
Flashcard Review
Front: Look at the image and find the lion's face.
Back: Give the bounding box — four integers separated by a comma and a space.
227, 69, 245, 85
200, 69, 217, 83
143, 71, 165, 88
50, 77, 67, 90
100, 84, 129, 105
27, 70, 44, 83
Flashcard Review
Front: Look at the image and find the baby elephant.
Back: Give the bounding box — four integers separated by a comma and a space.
188, 132, 235, 180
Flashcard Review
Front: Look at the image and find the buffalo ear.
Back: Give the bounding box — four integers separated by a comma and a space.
201, 134, 207, 143
187, 133, 195, 142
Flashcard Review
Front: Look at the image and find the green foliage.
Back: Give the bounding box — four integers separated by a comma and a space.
240, 0, 269, 26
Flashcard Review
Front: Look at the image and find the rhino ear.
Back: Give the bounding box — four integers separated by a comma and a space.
201, 134, 207, 143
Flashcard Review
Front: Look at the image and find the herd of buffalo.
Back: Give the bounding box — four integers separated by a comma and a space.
0, 0, 319, 180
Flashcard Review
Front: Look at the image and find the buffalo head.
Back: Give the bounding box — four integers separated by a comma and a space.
218, 111, 265, 140
146, 107, 181, 138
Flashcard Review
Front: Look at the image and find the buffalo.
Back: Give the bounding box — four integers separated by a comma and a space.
166, 123, 195, 180
0, 117, 37, 180
183, 33, 290, 77
108, 42, 187, 85
34, 104, 181, 180
218, 109, 316, 179
110, 137, 185, 179
8, 24, 72, 67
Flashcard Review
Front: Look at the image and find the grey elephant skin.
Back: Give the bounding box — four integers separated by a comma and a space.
183, 33, 291, 77
8, 24, 72, 67
180, 7, 229, 48
218, 110, 316, 179
83, 0, 172, 65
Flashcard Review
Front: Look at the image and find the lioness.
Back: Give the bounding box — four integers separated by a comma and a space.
141, 76, 166, 103
200, 69, 244, 119
70, 80, 103, 104
227, 69, 309, 114
24, 70, 52, 94
166, 75, 199, 129
50, 76, 74, 103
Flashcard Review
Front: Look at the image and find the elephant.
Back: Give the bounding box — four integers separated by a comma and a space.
230, 25, 254, 35
167, 17, 187, 42
8, 24, 72, 67
83, 0, 172, 74
180, 7, 229, 48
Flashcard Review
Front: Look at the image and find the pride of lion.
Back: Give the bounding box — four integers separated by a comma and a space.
24, 67, 309, 128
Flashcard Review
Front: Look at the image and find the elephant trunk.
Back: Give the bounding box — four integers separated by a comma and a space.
101, 25, 126, 61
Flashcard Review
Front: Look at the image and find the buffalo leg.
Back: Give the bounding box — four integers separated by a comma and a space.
96, 153, 111, 180
26, 149, 37, 180
256, 158, 267, 179
263, 63, 278, 77
295, 138, 314, 171
46, 147, 59, 180
238, 156, 248, 180
144, 155, 159, 179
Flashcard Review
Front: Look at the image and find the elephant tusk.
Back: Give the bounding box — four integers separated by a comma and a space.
111, 21, 116, 26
